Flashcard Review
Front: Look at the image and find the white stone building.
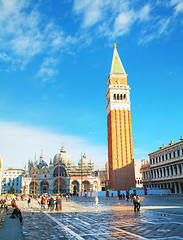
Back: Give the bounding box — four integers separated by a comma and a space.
22, 146, 100, 195
0, 157, 3, 195
1, 168, 24, 194
141, 137, 183, 193
134, 159, 143, 188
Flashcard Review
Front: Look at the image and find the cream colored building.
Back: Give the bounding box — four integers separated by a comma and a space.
141, 137, 183, 193
2, 168, 24, 194
134, 159, 143, 188
0, 157, 3, 195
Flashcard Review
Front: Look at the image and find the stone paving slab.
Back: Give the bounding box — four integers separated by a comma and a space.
0, 209, 23, 240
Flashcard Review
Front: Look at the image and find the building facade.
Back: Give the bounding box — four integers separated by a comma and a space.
105, 44, 135, 190
141, 137, 183, 193
134, 159, 143, 189
0, 157, 3, 195
1, 168, 24, 194
22, 146, 100, 195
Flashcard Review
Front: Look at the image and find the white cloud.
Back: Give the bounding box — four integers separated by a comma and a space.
0, 0, 77, 71
73, 0, 104, 28
114, 11, 135, 36
36, 57, 58, 81
0, 122, 107, 169
170, 0, 183, 15
138, 17, 171, 44
73, 0, 153, 39
138, 4, 151, 21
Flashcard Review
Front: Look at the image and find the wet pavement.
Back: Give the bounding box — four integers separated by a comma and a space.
3, 195, 183, 239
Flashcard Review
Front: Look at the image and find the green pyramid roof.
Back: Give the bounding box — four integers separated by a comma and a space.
110, 44, 126, 74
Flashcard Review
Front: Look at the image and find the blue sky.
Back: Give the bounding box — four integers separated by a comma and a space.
0, 0, 183, 169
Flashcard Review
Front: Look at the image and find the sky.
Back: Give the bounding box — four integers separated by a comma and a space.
0, 0, 183, 169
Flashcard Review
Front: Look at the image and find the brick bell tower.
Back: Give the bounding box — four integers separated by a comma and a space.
106, 44, 135, 190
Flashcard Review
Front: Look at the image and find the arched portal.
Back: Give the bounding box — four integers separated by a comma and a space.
53, 178, 66, 193
29, 182, 38, 194
53, 166, 67, 177
82, 180, 90, 192
71, 180, 79, 195
40, 180, 49, 194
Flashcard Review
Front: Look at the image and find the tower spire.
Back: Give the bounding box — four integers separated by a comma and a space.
110, 43, 126, 75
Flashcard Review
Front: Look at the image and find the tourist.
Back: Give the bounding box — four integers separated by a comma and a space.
95, 196, 98, 208
136, 195, 140, 212
28, 197, 31, 209
56, 196, 62, 211
41, 197, 45, 211
11, 199, 16, 208
10, 207, 23, 224
49, 196, 54, 211
133, 196, 137, 212
55, 196, 58, 211
58, 196, 62, 211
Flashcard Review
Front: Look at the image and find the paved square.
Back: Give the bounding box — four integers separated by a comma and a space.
12, 195, 183, 239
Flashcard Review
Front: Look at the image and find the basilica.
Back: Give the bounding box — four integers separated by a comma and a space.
22, 146, 100, 195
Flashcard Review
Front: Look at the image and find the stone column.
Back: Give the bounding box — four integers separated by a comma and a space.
165, 167, 168, 177
181, 163, 183, 175
177, 164, 180, 175
178, 182, 182, 193
173, 165, 176, 175
174, 182, 178, 193
158, 168, 161, 178
169, 166, 172, 176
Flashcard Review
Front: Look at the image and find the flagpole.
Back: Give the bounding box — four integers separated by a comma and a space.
81, 153, 83, 197
34, 152, 36, 195
58, 153, 60, 194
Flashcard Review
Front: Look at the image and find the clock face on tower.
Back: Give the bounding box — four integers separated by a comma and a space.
117, 79, 121, 84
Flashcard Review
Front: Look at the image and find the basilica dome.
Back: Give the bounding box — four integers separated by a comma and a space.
37, 154, 48, 168
53, 146, 71, 166
78, 153, 91, 165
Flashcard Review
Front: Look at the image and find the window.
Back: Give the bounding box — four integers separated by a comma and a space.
113, 94, 116, 100
173, 152, 175, 158
169, 152, 171, 159
162, 155, 164, 161
177, 150, 180, 156
117, 94, 119, 100
120, 94, 122, 100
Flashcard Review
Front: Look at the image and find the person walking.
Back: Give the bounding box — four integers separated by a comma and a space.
28, 197, 31, 209
136, 195, 140, 212
133, 196, 137, 212
41, 197, 45, 211
49, 196, 54, 211
58, 196, 62, 211
95, 196, 98, 208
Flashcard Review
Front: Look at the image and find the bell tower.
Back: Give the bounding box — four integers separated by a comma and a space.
106, 44, 135, 190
